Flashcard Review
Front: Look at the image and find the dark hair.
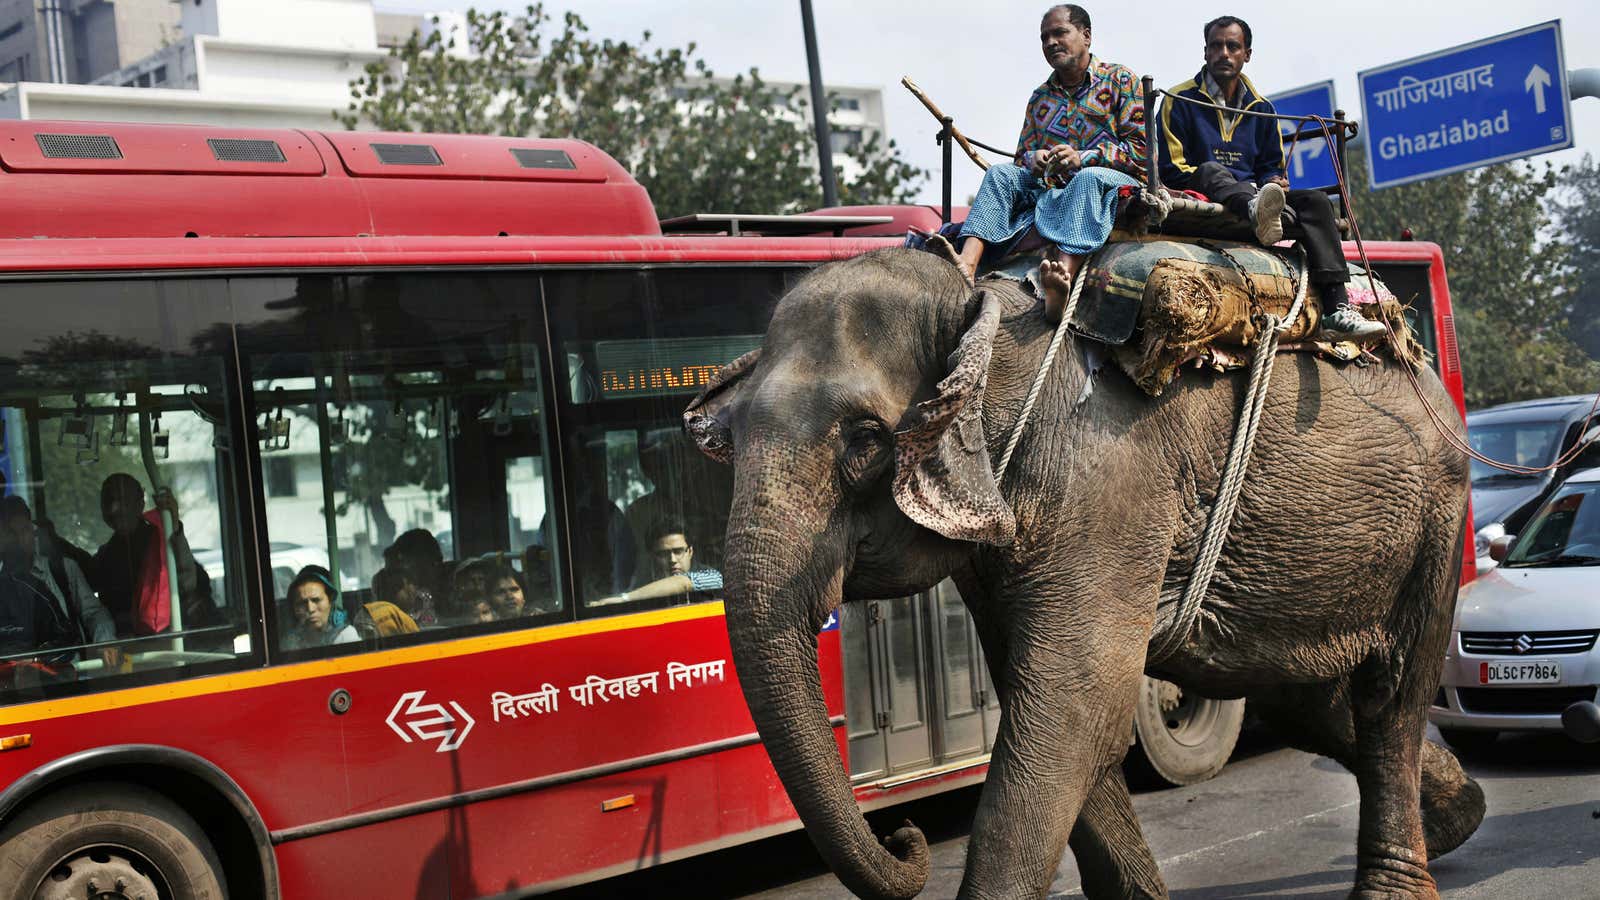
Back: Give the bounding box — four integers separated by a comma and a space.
1043, 4, 1090, 31
385, 528, 443, 567
1203, 15, 1251, 48
647, 515, 692, 547
370, 566, 413, 602
288, 564, 339, 608
100, 472, 143, 508
0, 494, 30, 524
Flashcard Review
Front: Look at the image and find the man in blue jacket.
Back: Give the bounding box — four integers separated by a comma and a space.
1159, 16, 1384, 341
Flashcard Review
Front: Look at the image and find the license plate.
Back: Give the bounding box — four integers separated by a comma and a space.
1479, 659, 1561, 685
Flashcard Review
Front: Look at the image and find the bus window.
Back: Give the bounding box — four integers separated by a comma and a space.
0, 279, 254, 704
230, 273, 563, 657
1367, 262, 1436, 363
546, 267, 799, 614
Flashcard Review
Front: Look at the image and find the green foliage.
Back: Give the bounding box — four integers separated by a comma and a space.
338, 5, 924, 218
1554, 154, 1600, 360
1342, 144, 1598, 409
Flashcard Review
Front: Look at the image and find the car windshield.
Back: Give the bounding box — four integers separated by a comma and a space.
1502, 481, 1600, 567
1468, 421, 1562, 483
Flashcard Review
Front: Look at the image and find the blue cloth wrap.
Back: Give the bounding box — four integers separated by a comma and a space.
959, 164, 1138, 256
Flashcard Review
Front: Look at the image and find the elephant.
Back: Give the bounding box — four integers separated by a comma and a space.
683, 246, 1485, 900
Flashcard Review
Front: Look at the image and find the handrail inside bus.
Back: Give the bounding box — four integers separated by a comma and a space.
0, 624, 238, 665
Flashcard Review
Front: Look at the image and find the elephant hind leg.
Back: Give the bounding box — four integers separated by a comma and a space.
1069, 765, 1168, 900
1246, 681, 1483, 862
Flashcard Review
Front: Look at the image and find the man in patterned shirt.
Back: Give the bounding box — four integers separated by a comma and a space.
955, 4, 1146, 321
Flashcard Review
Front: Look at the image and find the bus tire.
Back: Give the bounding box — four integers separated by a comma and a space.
0, 781, 227, 900
1126, 676, 1245, 788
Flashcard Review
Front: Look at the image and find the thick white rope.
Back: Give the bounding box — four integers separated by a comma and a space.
1147, 258, 1307, 663
995, 263, 1087, 482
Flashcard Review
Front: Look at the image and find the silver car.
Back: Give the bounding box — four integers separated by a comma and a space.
1431, 466, 1600, 752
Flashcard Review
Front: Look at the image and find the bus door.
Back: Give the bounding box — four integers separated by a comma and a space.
843, 581, 999, 782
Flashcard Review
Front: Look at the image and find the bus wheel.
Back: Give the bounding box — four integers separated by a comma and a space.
1126, 677, 1245, 788
0, 782, 226, 900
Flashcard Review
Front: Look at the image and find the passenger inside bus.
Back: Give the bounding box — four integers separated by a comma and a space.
381, 529, 445, 625
487, 563, 527, 620
624, 430, 730, 586
519, 544, 559, 614
365, 568, 424, 637
598, 516, 723, 606
282, 565, 358, 649
0, 496, 119, 669
557, 447, 636, 606
77, 474, 216, 638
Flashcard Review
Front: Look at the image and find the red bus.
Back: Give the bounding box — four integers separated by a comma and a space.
0, 120, 1470, 899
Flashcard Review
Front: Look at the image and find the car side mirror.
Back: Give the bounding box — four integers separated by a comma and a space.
1488, 534, 1516, 563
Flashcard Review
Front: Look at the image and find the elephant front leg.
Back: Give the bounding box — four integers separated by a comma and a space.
958, 622, 1149, 899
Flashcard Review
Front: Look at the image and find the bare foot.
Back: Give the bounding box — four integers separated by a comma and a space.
956, 237, 984, 287
1039, 258, 1074, 322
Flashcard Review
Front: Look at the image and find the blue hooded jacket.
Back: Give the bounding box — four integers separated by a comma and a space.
1158, 69, 1286, 189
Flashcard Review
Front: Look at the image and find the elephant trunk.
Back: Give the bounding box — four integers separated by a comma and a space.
725, 516, 929, 900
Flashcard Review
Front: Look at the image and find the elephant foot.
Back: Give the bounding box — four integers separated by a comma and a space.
1419, 739, 1486, 859
1350, 844, 1438, 899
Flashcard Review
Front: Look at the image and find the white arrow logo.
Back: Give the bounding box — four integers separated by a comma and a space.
386, 690, 475, 752
1525, 64, 1551, 115
1290, 140, 1325, 180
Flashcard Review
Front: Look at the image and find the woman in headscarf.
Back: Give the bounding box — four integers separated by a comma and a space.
283, 565, 358, 649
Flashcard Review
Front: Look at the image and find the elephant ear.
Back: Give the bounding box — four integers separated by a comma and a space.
683, 348, 761, 465
892, 291, 1017, 546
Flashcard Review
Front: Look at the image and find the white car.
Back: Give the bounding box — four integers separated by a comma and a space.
1431, 467, 1600, 752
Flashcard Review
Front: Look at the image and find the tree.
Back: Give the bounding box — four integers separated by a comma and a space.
1339, 144, 1598, 409
339, 5, 924, 218
1554, 154, 1600, 360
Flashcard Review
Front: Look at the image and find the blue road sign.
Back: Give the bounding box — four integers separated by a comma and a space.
1268, 80, 1338, 189
1359, 20, 1571, 189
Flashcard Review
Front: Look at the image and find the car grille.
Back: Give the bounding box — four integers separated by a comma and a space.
1456, 686, 1598, 715
1459, 630, 1599, 655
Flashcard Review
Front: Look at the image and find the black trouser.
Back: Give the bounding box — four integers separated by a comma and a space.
1184, 161, 1348, 310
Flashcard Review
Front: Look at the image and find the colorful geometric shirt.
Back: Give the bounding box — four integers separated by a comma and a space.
1014, 56, 1147, 179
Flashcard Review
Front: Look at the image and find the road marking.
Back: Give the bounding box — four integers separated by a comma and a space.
1156, 799, 1359, 868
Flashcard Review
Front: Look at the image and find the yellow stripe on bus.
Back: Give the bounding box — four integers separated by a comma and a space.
0, 602, 727, 727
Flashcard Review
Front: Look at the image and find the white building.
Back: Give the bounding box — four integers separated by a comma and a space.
0, 0, 889, 183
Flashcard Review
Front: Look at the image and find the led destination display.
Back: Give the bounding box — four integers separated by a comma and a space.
591, 335, 762, 400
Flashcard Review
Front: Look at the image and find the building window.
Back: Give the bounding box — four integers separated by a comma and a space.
834, 97, 861, 111
152, 65, 167, 85
829, 128, 863, 155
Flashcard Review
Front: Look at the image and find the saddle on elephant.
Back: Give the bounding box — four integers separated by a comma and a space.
963, 233, 1429, 398
1067, 236, 1428, 396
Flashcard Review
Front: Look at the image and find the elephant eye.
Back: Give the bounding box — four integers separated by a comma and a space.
840, 420, 890, 489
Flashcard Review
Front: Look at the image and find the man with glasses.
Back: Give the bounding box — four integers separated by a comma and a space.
600, 516, 723, 606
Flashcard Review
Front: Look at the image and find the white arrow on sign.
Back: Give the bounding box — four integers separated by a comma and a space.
1291, 140, 1325, 180
1525, 64, 1551, 114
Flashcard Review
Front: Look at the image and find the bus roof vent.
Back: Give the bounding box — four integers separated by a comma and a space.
207, 138, 286, 163
510, 148, 576, 170
372, 142, 443, 166
35, 133, 122, 160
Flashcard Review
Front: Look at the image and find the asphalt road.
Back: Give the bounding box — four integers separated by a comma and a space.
552, 727, 1600, 899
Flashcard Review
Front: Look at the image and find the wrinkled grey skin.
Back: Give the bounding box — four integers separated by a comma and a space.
685, 249, 1481, 900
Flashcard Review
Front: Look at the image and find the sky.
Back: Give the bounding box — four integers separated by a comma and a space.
375, 0, 1600, 207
